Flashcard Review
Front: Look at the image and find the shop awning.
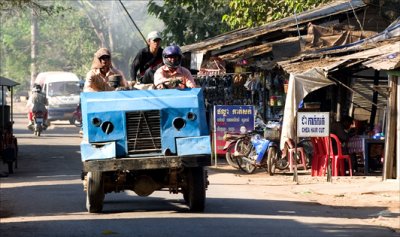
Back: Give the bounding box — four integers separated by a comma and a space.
0, 76, 19, 87
181, 0, 366, 54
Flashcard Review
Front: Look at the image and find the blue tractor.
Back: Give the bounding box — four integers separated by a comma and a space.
80, 88, 211, 213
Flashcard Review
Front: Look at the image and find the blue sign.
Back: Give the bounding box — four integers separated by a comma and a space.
213, 105, 255, 154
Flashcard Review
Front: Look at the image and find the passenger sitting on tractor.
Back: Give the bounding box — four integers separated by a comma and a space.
84, 48, 128, 92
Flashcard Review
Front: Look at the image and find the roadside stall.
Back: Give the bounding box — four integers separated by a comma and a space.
181, 0, 399, 177
279, 34, 400, 179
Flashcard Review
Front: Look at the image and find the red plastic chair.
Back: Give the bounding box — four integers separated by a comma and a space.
310, 137, 327, 176
324, 134, 353, 176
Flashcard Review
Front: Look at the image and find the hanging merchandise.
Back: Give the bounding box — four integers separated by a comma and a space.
194, 73, 251, 108
265, 71, 287, 121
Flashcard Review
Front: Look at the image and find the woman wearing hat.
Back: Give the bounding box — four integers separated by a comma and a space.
84, 48, 128, 92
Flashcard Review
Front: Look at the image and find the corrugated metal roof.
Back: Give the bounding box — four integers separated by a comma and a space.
219, 44, 272, 61
0, 76, 19, 87
351, 77, 388, 112
278, 38, 400, 74
181, 0, 366, 54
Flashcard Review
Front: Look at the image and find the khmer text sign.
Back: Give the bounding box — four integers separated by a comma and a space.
297, 112, 330, 137
213, 105, 254, 154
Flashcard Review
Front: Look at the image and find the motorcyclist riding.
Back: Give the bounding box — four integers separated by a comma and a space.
27, 84, 48, 129
153, 45, 197, 89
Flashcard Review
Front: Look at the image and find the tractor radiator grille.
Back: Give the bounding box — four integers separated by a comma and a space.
126, 110, 162, 155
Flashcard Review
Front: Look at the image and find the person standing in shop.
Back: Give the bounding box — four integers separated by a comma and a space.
331, 115, 357, 173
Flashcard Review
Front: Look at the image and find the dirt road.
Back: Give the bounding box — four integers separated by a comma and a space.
0, 102, 399, 236
211, 164, 400, 233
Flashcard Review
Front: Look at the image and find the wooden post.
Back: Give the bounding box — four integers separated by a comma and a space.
383, 74, 397, 180
293, 114, 299, 184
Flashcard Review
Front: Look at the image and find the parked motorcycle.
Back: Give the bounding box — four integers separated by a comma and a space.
234, 131, 288, 174
223, 132, 246, 169
30, 111, 46, 136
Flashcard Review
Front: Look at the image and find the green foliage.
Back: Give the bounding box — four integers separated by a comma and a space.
0, 2, 98, 94
222, 0, 333, 29
1, 0, 163, 95
36, 8, 99, 77
0, 10, 32, 92
0, 0, 66, 15
147, 0, 231, 45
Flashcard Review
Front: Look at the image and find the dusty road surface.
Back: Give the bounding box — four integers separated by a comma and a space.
0, 102, 399, 237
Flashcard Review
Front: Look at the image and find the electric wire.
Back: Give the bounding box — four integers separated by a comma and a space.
115, 2, 143, 51
118, 0, 148, 45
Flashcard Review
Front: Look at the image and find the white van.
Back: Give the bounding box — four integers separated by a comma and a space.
35, 71, 81, 124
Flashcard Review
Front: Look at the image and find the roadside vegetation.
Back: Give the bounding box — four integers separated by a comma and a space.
1, 0, 331, 95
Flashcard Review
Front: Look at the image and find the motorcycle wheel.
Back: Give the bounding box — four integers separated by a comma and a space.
275, 152, 289, 171
225, 144, 239, 169
86, 171, 104, 213
267, 147, 278, 175
69, 116, 82, 128
235, 139, 257, 174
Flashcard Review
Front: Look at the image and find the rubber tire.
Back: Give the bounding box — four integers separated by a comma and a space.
86, 171, 104, 213
267, 147, 277, 175
34, 125, 41, 136
275, 148, 289, 171
235, 139, 257, 174
7, 161, 14, 174
225, 144, 239, 169
183, 191, 189, 203
14, 138, 18, 169
186, 167, 206, 212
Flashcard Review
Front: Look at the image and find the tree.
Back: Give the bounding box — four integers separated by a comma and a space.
0, 1, 98, 94
147, 0, 231, 45
1, 0, 161, 94
76, 0, 163, 79
222, 0, 332, 29
0, 0, 65, 15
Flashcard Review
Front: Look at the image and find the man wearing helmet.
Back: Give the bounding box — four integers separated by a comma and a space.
154, 45, 197, 89
27, 84, 48, 128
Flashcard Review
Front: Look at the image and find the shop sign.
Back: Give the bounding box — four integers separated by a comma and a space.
213, 105, 255, 154
297, 112, 330, 137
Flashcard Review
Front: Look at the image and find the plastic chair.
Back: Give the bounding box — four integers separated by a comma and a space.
311, 137, 327, 176
285, 138, 307, 172
324, 134, 353, 176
